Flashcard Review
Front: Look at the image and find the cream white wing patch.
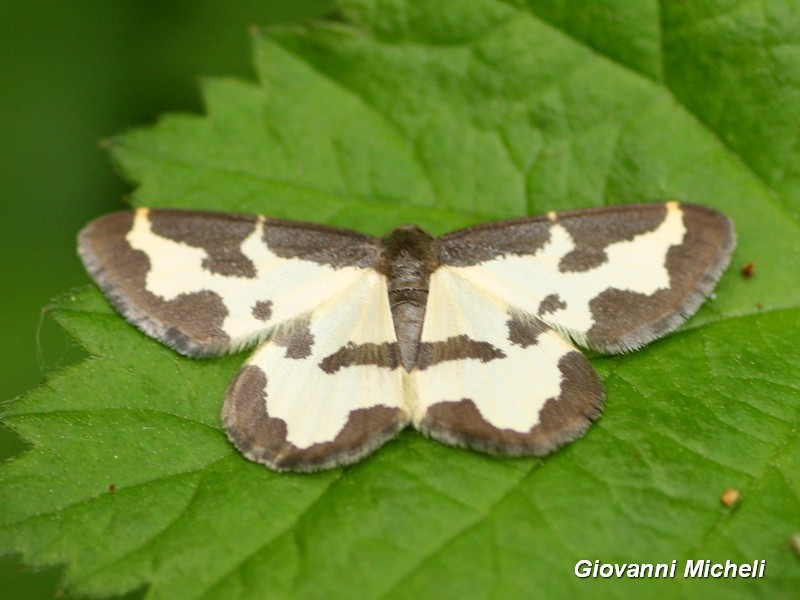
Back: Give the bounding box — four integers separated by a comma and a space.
413, 269, 602, 455
223, 270, 408, 472
79, 202, 735, 472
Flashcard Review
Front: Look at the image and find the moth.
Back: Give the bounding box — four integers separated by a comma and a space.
78, 202, 735, 472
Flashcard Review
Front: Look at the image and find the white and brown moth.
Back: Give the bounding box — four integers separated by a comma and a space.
78, 202, 735, 472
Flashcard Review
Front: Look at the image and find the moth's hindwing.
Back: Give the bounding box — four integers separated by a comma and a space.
78, 208, 382, 356
436, 202, 735, 353
223, 270, 409, 472
412, 268, 603, 455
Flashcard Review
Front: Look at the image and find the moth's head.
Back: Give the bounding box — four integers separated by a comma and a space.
383, 224, 433, 244
380, 225, 437, 269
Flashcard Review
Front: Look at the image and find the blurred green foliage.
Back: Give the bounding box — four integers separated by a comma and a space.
0, 3, 331, 598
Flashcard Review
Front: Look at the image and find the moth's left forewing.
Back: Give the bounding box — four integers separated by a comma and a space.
437, 202, 735, 354
78, 208, 382, 357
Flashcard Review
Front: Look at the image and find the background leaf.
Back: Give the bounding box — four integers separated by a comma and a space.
3, 1, 800, 598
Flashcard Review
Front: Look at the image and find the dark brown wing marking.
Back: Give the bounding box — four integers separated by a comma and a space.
556, 205, 668, 272
149, 209, 259, 277
319, 342, 400, 373
415, 336, 506, 370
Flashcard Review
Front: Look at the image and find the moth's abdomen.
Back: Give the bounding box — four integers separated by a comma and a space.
389, 289, 427, 371
380, 226, 440, 372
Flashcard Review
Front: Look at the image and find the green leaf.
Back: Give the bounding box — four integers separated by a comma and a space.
3, 1, 800, 598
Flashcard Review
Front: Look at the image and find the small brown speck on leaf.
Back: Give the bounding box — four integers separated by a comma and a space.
741, 262, 755, 279
720, 488, 741, 507
108, 483, 117, 493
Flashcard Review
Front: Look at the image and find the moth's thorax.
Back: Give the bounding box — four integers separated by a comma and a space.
380, 226, 440, 372
380, 226, 438, 290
